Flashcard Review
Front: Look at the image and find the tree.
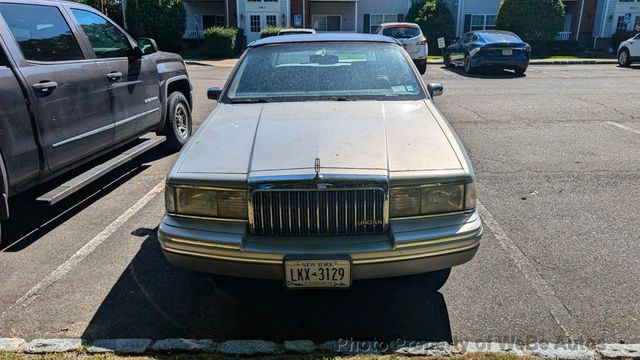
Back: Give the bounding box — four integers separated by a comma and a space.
71, 0, 124, 27
497, 0, 565, 49
406, 0, 456, 46
125, 0, 186, 51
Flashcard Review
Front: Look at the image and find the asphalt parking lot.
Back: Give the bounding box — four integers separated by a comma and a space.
0, 63, 639, 344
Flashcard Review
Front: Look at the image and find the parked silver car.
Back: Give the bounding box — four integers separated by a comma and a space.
158, 34, 482, 289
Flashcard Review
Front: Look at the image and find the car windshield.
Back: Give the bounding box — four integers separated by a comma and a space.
382, 26, 421, 38
224, 42, 425, 103
480, 32, 522, 43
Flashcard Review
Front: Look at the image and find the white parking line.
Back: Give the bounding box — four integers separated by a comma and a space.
477, 200, 581, 340
0, 180, 165, 317
606, 121, 640, 135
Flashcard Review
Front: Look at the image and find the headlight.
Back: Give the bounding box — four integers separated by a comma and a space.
390, 182, 476, 218
469, 47, 481, 57
165, 185, 248, 219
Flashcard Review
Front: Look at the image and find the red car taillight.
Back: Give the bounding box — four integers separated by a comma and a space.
419, 38, 428, 45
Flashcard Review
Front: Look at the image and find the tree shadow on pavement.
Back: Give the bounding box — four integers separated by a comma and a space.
82, 232, 452, 342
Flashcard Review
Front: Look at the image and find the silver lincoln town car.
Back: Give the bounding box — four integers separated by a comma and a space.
158, 33, 483, 289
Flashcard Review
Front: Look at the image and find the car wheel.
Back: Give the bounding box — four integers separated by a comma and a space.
444, 55, 453, 68
618, 48, 631, 67
464, 54, 475, 74
514, 67, 527, 75
162, 92, 192, 151
416, 59, 427, 75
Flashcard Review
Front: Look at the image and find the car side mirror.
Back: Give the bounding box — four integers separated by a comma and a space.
137, 38, 159, 55
427, 83, 444, 97
207, 87, 222, 100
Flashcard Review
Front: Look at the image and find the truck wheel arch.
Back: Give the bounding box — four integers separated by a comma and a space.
0, 151, 9, 220
159, 76, 192, 131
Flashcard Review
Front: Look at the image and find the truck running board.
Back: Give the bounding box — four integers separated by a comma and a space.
37, 136, 166, 205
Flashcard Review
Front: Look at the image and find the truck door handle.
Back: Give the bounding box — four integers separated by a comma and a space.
33, 81, 58, 94
106, 71, 122, 82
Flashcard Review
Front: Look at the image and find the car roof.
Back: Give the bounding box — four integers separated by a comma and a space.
473, 30, 518, 37
249, 33, 400, 47
379, 22, 420, 28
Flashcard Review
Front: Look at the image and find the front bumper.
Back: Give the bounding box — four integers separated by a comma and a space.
158, 210, 482, 280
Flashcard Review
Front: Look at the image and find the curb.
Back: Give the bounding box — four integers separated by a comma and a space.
2, 338, 640, 358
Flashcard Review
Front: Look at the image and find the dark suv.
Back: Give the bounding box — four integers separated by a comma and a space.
0, 0, 193, 240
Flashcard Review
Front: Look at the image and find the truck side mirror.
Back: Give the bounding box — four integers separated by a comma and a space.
427, 83, 444, 97
137, 38, 159, 55
207, 87, 222, 100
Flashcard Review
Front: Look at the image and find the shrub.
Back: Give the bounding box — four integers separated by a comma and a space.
260, 26, 281, 39
202, 26, 241, 57
125, 0, 186, 51
611, 31, 636, 52
406, 0, 455, 46
497, 0, 565, 53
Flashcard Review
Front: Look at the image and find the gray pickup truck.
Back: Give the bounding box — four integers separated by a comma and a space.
0, 0, 193, 241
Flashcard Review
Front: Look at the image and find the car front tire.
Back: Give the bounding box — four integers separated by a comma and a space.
162, 92, 192, 151
444, 55, 453, 68
464, 54, 476, 74
618, 48, 632, 67
514, 67, 527, 75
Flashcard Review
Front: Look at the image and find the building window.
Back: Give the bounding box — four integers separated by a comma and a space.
464, 14, 498, 32
618, 0, 634, 3
312, 15, 341, 31
634, 16, 640, 31
615, 15, 627, 32
266, 14, 277, 27
485, 15, 497, 30
250, 15, 261, 33
370, 14, 398, 33
203, 15, 225, 29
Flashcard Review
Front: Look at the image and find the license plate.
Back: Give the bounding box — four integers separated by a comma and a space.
502, 49, 513, 56
284, 258, 351, 288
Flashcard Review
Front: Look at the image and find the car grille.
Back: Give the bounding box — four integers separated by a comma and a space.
251, 188, 386, 236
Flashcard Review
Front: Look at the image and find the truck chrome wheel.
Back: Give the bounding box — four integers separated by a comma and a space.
174, 103, 189, 140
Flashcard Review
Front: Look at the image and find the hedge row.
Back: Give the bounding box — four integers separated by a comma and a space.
201, 27, 244, 57
260, 26, 281, 39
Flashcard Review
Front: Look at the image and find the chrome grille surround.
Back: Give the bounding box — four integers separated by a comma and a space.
248, 175, 389, 236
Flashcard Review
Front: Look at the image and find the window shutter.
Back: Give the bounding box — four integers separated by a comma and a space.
464, 14, 472, 33
363, 13, 370, 33
397, 14, 404, 22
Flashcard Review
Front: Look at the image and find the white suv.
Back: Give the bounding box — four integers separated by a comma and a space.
375, 22, 428, 74
618, 32, 640, 67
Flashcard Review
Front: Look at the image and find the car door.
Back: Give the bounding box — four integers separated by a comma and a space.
450, 35, 467, 64
630, 33, 640, 57
69, 7, 161, 144
0, 1, 114, 172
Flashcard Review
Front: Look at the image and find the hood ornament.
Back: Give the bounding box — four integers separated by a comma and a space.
314, 158, 321, 179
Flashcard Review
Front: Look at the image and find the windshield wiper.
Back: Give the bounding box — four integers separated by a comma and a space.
331, 96, 357, 101
230, 98, 271, 103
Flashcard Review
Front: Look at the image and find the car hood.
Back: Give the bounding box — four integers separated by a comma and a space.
175, 101, 463, 176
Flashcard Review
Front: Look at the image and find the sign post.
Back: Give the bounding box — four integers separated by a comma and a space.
437, 37, 446, 59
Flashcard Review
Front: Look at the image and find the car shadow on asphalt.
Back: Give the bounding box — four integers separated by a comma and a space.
81, 232, 453, 342
443, 66, 526, 79
0, 141, 174, 252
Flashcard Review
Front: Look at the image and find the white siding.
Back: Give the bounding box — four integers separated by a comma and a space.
310, 2, 357, 31
357, 0, 411, 32
183, 0, 226, 38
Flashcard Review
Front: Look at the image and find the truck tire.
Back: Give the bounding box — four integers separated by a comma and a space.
163, 92, 192, 151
